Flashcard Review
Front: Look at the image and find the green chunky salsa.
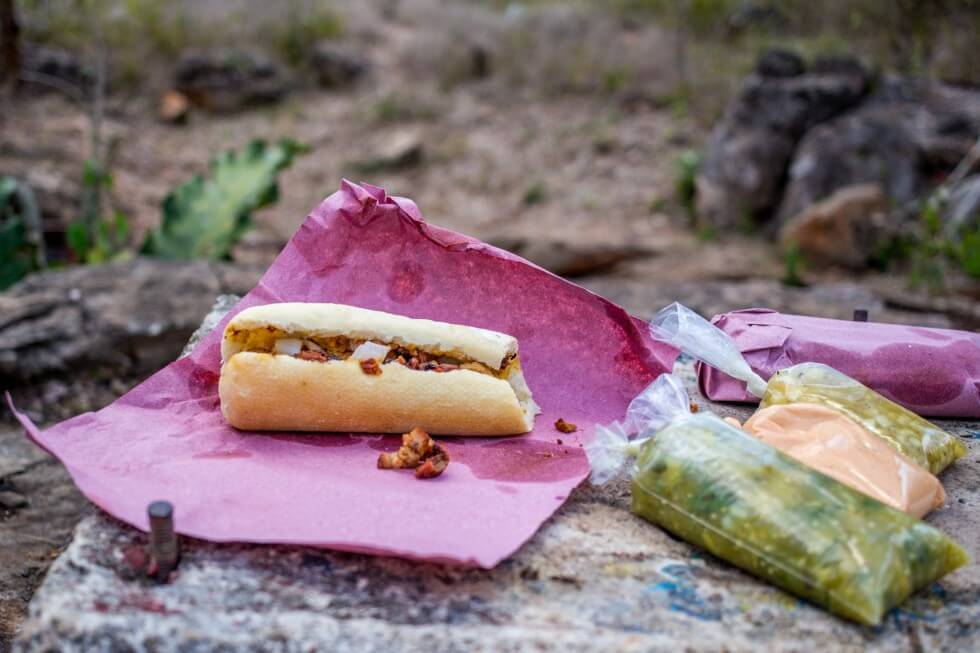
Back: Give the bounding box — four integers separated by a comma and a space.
631, 413, 969, 625
761, 363, 967, 475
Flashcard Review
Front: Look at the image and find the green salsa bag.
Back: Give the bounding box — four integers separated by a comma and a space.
586, 375, 969, 626
649, 303, 966, 474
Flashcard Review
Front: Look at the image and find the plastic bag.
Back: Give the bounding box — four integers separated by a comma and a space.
737, 403, 945, 518
586, 374, 969, 626
650, 303, 967, 475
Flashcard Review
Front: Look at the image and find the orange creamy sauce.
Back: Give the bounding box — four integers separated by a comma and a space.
733, 403, 945, 518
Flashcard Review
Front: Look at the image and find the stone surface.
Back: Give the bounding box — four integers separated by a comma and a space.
354, 130, 425, 172
311, 42, 370, 88
13, 362, 980, 652
779, 183, 891, 269
0, 427, 88, 652
753, 48, 805, 78
696, 60, 868, 228
488, 237, 652, 277
577, 277, 962, 329
944, 175, 980, 237
0, 257, 261, 424
20, 45, 91, 93
12, 298, 980, 651
175, 50, 292, 113
778, 76, 980, 224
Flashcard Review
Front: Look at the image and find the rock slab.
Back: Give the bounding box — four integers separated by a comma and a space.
12, 302, 980, 651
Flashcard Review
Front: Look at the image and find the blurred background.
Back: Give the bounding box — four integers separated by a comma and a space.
2, 0, 980, 415
1, 1, 980, 644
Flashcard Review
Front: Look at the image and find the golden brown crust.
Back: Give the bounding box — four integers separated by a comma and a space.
219, 353, 534, 435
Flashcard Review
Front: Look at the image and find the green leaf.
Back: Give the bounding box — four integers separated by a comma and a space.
0, 220, 30, 290
66, 221, 90, 261
143, 139, 307, 260
114, 211, 130, 242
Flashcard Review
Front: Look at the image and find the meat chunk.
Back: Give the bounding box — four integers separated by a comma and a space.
555, 418, 577, 433
296, 350, 327, 362
377, 427, 450, 479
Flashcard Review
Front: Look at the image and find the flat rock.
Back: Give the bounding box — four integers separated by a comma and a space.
489, 237, 652, 277
1, 257, 261, 424
175, 49, 292, 113
13, 359, 980, 652
0, 428, 88, 651
779, 183, 891, 269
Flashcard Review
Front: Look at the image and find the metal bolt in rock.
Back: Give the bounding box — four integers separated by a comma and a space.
853, 308, 868, 322
147, 500, 179, 581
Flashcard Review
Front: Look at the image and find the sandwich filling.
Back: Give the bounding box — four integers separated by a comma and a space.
227, 327, 516, 377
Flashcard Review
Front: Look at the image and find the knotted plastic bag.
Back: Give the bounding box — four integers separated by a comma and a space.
649, 303, 967, 475
586, 374, 969, 626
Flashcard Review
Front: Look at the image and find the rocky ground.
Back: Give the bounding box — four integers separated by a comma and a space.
2, 0, 979, 648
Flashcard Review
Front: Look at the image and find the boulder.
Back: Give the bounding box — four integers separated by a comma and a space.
0, 257, 261, 423
158, 90, 190, 124
353, 129, 425, 172
754, 49, 805, 78
778, 184, 890, 270
778, 77, 980, 224
695, 52, 869, 229
777, 107, 920, 224
175, 50, 291, 113
310, 42, 369, 88
944, 175, 980, 238
21, 45, 91, 93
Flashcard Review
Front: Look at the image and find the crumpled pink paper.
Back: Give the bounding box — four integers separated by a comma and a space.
698, 308, 980, 418
9, 181, 675, 567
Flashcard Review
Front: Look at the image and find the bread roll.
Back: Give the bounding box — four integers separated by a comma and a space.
219, 303, 539, 435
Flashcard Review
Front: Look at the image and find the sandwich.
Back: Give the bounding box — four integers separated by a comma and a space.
218, 302, 539, 435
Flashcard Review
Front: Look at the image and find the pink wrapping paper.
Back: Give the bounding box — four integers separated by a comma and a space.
9, 181, 675, 568
697, 308, 980, 418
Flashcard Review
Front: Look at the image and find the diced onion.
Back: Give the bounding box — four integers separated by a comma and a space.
273, 338, 303, 356
351, 341, 390, 361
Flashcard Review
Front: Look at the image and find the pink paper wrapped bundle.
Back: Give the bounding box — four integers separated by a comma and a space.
9, 181, 676, 568
697, 309, 980, 418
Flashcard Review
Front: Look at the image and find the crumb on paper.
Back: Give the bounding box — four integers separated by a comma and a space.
556, 438, 563, 445
359, 358, 382, 375
377, 427, 449, 479
555, 418, 577, 433
689, 400, 699, 413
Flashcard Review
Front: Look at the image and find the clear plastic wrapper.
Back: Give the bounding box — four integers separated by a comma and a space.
736, 403, 945, 518
586, 375, 969, 626
650, 303, 967, 475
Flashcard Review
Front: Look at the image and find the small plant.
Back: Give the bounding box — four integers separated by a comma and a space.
782, 241, 806, 287
674, 149, 701, 219
905, 186, 980, 289
0, 176, 45, 290
522, 182, 547, 207
602, 67, 630, 94
67, 159, 131, 264
143, 139, 308, 261
648, 196, 668, 214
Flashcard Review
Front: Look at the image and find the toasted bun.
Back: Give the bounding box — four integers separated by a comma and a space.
219, 354, 534, 435
222, 303, 517, 370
